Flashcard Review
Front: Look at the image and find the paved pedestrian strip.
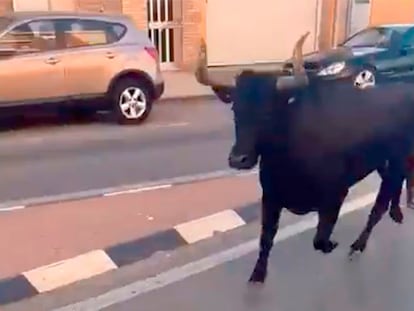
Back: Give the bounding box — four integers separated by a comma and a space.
100, 206, 414, 311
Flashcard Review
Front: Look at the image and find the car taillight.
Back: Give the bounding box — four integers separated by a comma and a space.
145, 46, 158, 60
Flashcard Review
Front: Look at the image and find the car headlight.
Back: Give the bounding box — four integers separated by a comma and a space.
317, 62, 345, 76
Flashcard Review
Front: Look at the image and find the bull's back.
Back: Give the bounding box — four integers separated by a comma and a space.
289, 83, 414, 161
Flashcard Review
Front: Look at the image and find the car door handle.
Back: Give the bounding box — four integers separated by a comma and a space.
45, 57, 60, 65
105, 52, 116, 59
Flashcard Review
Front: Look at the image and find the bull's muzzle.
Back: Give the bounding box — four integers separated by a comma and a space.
228, 151, 258, 170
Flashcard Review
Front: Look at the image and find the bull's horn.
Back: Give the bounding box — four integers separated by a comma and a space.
276, 31, 310, 90
194, 39, 235, 87
194, 39, 209, 84
292, 31, 310, 75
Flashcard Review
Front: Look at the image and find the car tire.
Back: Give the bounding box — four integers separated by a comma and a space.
353, 66, 376, 89
111, 78, 153, 125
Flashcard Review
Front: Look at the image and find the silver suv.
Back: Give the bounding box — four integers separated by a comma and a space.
0, 11, 164, 125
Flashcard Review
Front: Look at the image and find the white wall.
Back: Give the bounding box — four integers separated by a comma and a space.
206, 0, 321, 66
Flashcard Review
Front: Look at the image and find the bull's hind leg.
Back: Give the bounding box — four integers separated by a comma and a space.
406, 175, 414, 209
377, 161, 404, 224
350, 160, 405, 256
380, 160, 404, 223
249, 194, 282, 283
389, 180, 404, 224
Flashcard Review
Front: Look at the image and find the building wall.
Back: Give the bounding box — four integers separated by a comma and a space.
121, 0, 146, 29
76, 0, 122, 13
180, 0, 204, 70
2, 0, 123, 13
0, 0, 356, 69
0, 0, 12, 14
318, 0, 337, 50
3, 0, 411, 70
334, 0, 352, 44
370, 0, 414, 25
205, 0, 321, 66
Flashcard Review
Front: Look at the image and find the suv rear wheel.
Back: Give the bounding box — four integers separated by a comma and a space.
111, 78, 153, 125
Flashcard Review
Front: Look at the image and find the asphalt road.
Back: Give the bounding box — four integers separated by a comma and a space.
6, 174, 414, 311
0, 98, 234, 202
107, 206, 414, 311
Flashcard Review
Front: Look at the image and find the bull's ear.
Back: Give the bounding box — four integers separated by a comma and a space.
275, 75, 308, 90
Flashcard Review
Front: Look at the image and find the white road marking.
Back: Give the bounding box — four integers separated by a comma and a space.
0, 169, 244, 211
175, 210, 246, 244
147, 122, 190, 129
0, 205, 25, 212
24, 250, 117, 293
52, 191, 377, 311
237, 169, 259, 177
103, 184, 172, 197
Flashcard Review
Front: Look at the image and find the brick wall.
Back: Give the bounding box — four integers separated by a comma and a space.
0, 0, 12, 14
75, 0, 122, 13
121, 0, 147, 29
2, 0, 123, 14
180, 0, 204, 70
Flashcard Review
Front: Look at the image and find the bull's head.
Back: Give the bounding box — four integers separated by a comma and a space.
194, 32, 311, 170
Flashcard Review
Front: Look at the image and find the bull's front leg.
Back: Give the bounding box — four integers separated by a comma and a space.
249, 194, 282, 284
313, 190, 347, 254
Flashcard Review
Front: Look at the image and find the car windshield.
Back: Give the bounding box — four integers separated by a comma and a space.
341, 27, 406, 48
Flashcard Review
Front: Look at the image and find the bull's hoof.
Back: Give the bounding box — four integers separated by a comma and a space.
313, 239, 338, 254
348, 239, 367, 258
389, 207, 404, 224
248, 265, 267, 284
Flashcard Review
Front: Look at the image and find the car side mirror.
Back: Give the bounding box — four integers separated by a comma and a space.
399, 43, 413, 55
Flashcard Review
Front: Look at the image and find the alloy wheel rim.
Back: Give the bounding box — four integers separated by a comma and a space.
354, 70, 375, 89
119, 87, 147, 119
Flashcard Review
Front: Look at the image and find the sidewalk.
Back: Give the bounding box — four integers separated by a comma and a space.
161, 71, 214, 101
160, 63, 283, 101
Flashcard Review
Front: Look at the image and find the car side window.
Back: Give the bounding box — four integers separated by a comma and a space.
61, 18, 126, 49
0, 19, 57, 52
343, 28, 392, 48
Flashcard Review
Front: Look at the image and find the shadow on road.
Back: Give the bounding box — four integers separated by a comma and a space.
0, 108, 113, 133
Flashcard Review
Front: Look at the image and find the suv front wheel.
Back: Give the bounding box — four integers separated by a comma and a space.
111, 78, 153, 125
353, 66, 376, 89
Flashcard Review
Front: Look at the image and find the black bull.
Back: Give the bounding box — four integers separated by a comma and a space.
227, 72, 414, 283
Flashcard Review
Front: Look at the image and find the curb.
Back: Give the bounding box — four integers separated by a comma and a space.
158, 94, 217, 104
0, 202, 261, 305
0, 169, 258, 212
